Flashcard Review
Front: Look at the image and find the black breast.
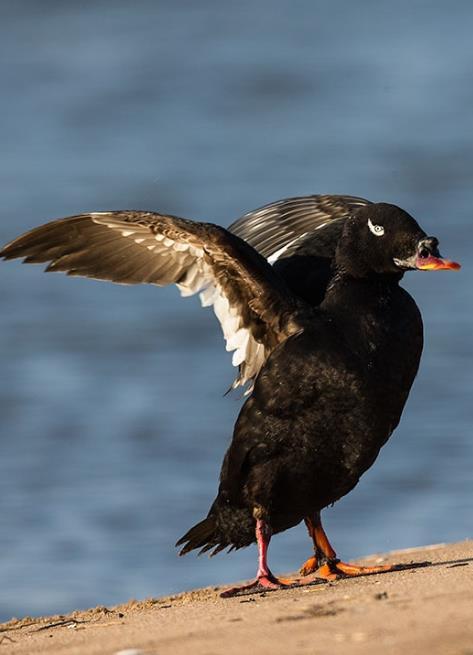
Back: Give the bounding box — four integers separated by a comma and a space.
213, 277, 423, 545
272, 255, 333, 306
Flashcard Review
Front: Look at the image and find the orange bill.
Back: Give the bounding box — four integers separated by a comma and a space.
416, 256, 461, 271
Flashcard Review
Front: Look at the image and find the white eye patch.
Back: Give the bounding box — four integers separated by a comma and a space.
368, 218, 385, 237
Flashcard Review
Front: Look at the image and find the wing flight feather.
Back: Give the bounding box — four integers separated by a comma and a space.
1, 211, 302, 390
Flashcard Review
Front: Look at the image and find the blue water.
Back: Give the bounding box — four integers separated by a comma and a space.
0, 0, 472, 622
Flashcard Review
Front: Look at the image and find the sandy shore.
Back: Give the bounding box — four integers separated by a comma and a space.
2, 540, 472, 655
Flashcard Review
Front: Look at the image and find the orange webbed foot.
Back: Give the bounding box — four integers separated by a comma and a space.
299, 555, 319, 577
314, 560, 400, 580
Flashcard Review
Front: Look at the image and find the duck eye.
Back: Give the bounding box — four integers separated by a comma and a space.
419, 247, 429, 259
367, 218, 385, 237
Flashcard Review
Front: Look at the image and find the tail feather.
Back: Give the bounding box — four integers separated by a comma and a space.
177, 502, 255, 556
208, 543, 227, 557
176, 516, 220, 556
197, 543, 215, 556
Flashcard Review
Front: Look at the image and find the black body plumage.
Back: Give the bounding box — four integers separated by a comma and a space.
178, 206, 424, 554
1, 196, 458, 580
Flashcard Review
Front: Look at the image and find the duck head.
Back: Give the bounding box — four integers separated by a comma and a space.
336, 203, 461, 278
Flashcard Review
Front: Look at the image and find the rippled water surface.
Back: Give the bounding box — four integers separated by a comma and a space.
0, 0, 472, 621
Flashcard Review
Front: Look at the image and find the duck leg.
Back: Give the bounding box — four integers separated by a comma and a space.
220, 515, 298, 598
300, 512, 397, 579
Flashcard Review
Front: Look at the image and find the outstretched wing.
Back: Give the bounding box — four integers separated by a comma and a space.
229, 194, 372, 262
0, 211, 303, 390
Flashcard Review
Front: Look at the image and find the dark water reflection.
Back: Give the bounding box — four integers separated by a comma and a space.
0, 0, 472, 621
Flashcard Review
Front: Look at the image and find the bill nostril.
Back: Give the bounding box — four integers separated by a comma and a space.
424, 236, 439, 249
418, 236, 439, 257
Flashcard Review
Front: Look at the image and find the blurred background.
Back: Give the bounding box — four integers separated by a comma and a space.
0, 0, 471, 622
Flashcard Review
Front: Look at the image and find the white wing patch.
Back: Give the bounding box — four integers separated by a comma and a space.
267, 232, 308, 264
174, 248, 265, 392
93, 214, 264, 391
367, 218, 385, 237
180, 272, 264, 392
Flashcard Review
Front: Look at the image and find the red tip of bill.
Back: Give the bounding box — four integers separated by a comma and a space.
416, 256, 461, 271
